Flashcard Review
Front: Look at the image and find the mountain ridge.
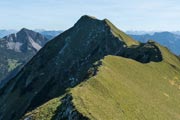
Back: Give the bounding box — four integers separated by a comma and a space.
3, 28, 49, 52
130, 31, 180, 55
0, 15, 179, 120
0, 28, 49, 87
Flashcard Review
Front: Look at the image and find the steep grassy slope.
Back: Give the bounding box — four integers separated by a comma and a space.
22, 96, 62, 120
104, 19, 139, 46
71, 55, 180, 120
0, 15, 163, 120
23, 43, 180, 120
69, 43, 180, 120
1, 15, 179, 120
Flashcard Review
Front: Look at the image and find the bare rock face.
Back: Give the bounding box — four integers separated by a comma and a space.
0, 15, 163, 120
0, 28, 49, 89
3, 28, 48, 53
119, 41, 162, 63
53, 95, 89, 120
22, 94, 89, 120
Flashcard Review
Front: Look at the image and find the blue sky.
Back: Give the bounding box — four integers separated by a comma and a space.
0, 0, 180, 31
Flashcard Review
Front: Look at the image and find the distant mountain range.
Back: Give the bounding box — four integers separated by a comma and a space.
172, 31, 180, 35
0, 29, 62, 39
126, 30, 180, 35
126, 30, 155, 35
129, 32, 180, 55
0, 30, 17, 38
2, 29, 180, 55
0, 28, 49, 87
0, 15, 179, 120
38, 30, 63, 40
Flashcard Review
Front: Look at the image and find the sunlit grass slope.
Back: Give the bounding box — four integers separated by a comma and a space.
7, 59, 21, 72
104, 19, 139, 46
22, 97, 62, 120
71, 54, 180, 120
24, 44, 180, 120
22, 41, 180, 120
19, 16, 180, 119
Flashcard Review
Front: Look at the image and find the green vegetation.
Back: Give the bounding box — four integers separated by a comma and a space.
71, 54, 180, 120
0, 28, 48, 81
104, 19, 139, 46
68, 41, 180, 120
24, 44, 180, 120
22, 97, 62, 120
7, 59, 21, 72
0, 42, 34, 80
1, 16, 180, 120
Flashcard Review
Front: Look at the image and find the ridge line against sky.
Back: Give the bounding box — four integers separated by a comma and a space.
0, 0, 180, 31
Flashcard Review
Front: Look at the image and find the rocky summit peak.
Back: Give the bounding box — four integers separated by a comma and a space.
18, 28, 35, 35
74, 15, 101, 27
20, 27, 30, 31
0, 15, 165, 120
2, 28, 49, 53
74, 15, 139, 47
79, 15, 97, 20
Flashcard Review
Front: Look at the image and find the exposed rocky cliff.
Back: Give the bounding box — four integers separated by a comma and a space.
0, 15, 163, 120
0, 28, 49, 87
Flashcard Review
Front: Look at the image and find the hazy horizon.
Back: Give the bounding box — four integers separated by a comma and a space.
1, 29, 180, 33
0, 0, 180, 31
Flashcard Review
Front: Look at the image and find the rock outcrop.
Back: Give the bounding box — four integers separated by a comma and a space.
0, 15, 163, 120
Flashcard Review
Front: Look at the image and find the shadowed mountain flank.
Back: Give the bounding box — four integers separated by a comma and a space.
118, 41, 162, 63
0, 15, 164, 120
